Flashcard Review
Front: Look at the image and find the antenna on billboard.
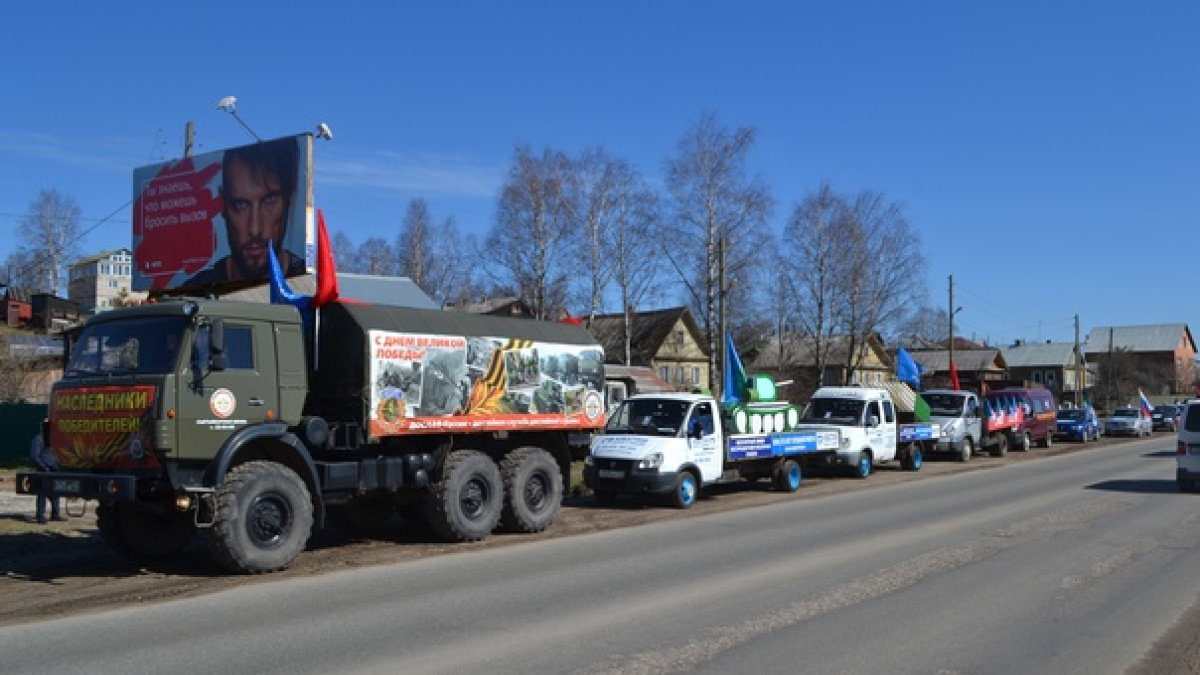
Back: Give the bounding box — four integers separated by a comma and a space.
216, 95, 261, 142
316, 123, 334, 141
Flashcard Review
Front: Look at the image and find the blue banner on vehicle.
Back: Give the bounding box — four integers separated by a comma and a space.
727, 431, 839, 461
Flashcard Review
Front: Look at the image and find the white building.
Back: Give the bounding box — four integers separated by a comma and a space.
67, 248, 147, 314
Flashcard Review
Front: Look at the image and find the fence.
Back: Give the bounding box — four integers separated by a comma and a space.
0, 402, 49, 465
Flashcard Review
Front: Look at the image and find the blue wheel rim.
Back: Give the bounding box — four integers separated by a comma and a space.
787, 463, 801, 490
680, 476, 696, 505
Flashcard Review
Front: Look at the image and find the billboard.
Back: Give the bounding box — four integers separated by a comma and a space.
131, 134, 314, 293
367, 330, 606, 438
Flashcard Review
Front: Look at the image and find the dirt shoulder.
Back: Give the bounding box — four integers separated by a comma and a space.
0, 439, 1196, 674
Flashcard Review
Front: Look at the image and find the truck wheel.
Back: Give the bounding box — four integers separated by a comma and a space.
851, 452, 873, 479
202, 461, 314, 574
424, 449, 503, 542
990, 435, 1008, 457
499, 447, 563, 533
671, 471, 699, 509
1018, 433, 1031, 452
902, 444, 923, 471
97, 502, 196, 563
960, 438, 975, 463
1040, 432, 1053, 448
774, 459, 802, 492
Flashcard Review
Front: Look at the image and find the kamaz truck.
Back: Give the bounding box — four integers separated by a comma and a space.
17, 299, 606, 573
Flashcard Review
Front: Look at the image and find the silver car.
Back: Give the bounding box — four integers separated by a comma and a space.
1104, 406, 1152, 437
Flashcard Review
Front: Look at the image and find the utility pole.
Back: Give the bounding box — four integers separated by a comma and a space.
184, 121, 194, 158
948, 274, 956, 389
1080, 312, 1089, 403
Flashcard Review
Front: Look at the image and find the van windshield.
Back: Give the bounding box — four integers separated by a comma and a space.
924, 393, 967, 416
802, 398, 864, 425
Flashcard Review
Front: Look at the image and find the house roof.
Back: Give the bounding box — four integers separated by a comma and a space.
223, 273, 439, 310
605, 364, 674, 393
908, 348, 1006, 373
71, 248, 131, 266
588, 307, 706, 365
749, 334, 889, 370
1084, 324, 1194, 354
457, 296, 534, 317
1001, 342, 1081, 368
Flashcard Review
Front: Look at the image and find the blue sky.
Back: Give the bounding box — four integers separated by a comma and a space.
2, 1, 1196, 348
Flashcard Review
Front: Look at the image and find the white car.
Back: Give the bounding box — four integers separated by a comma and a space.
1104, 407, 1152, 437
1177, 401, 1200, 492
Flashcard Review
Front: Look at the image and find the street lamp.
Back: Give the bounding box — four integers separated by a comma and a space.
216, 95, 261, 141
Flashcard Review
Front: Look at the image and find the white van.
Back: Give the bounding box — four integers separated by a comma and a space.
1175, 401, 1200, 492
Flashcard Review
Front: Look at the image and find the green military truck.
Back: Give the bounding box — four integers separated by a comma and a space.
17, 299, 606, 573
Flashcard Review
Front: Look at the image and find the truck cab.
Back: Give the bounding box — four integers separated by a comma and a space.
585, 393, 724, 506
797, 386, 926, 478
921, 389, 982, 462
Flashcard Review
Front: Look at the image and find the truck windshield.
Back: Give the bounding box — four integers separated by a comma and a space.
65, 316, 190, 378
802, 398, 865, 425
924, 393, 966, 416
605, 399, 690, 436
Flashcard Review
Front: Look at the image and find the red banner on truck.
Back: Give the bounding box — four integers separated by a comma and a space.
49, 385, 160, 470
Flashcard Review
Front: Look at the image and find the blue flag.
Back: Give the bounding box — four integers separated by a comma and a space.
896, 347, 923, 388
721, 334, 748, 405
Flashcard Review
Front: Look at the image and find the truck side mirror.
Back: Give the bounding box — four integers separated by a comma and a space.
689, 419, 704, 439
867, 415, 879, 428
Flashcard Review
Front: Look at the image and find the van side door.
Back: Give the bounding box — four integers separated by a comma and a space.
685, 401, 722, 483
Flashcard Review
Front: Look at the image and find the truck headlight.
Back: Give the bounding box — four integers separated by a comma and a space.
941, 419, 959, 437
638, 452, 664, 470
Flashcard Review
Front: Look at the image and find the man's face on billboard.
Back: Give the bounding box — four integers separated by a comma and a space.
222, 155, 287, 280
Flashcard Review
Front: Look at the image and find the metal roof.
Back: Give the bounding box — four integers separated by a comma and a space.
1001, 342, 1081, 367
1084, 324, 1192, 354
222, 273, 439, 310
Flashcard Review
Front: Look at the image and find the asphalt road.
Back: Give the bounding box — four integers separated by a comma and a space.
1, 436, 1197, 675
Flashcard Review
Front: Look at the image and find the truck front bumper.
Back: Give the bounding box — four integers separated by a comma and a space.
16, 471, 137, 501
584, 462, 677, 496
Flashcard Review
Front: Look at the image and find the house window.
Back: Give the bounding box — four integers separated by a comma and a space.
874, 373, 882, 384
1032, 371, 1042, 384
691, 366, 701, 386
1046, 371, 1057, 388
659, 366, 670, 382
675, 331, 685, 348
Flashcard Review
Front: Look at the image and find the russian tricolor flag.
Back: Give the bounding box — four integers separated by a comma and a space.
1139, 389, 1154, 418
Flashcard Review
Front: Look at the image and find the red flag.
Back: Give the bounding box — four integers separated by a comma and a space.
313, 209, 340, 307
949, 359, 961, 391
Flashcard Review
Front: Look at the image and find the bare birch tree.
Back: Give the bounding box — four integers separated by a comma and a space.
780, 183, 855, 389
663, 113, 773, 395
782, 184, 925, 387
395, 198, 435, 291
356, 236, 395, 276
486, 145, 576, 320
332, 231, 358, 273
17, 190, 81, 295
563, 147, 662, 362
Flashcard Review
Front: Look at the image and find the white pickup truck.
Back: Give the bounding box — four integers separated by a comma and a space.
584, 392, 841, 508
796, 386, 937, 477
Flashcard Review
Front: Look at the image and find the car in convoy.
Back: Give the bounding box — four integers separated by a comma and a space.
1153, 404, 1182, 432
1176, 400, 1200, 492
1055, 405, 1101, 442
1104, 406, 1152, 437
